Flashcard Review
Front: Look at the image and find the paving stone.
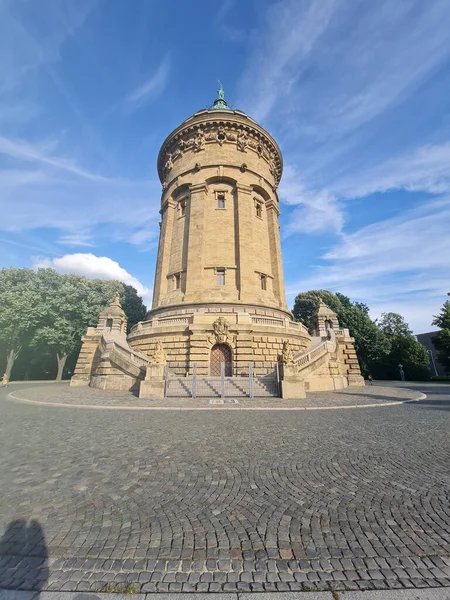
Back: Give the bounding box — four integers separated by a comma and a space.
1, 381, 450, 593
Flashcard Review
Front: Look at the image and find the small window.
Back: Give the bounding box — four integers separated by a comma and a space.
217, 193, 225, 209
179, 199, 186, 216
261, 274, 267, 290
255, 200, 263, 218
174, 273, 181, 290
106, 318, 113, 330
216, 268, 225, 286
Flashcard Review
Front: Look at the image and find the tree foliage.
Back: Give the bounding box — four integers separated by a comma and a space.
121, 284, 147, 332
0, 268, 147, 380
292, 292, 430, 379
377, 312, 412, 337
432, 301, 450, 372
0, 269, 43, 378
293, 289, 390, 375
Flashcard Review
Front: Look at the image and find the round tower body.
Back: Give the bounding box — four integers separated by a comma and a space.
128, 95, 311, 375
152, 107, 287, 314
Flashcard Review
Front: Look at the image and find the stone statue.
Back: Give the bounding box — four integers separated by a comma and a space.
150, 341, 166, 365
237, 130, 248, 152
193, 130, 205, 152
279, 340, 294, 365
164, 153, 173, 174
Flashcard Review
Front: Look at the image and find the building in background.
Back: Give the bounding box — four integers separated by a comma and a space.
416, 331, 447, 376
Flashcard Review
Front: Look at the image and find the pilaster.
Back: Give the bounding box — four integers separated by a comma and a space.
266, 198, 288, 311
235, 183, 256, 303
153, 198, 176, 308
184, 183, 208, 303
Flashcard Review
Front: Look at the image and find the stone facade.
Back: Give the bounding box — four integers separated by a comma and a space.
71, 90, 364, 395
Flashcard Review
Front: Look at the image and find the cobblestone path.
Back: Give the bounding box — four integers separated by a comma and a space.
0, 383, 449, 593
8, 383, 422, 409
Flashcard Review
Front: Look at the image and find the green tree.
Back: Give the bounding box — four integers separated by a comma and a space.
32, 271, 123, 380
432, 301, 450, 372
292, 289, 342, 330
372, 334, 430, 381
0, 268, 43, 379
0, 267, 147, 381
29, 270, 146, 380
373, 311, 430, 380
120, 284, 147, 332
377, 312, 412, 337
292, 289, 390, 375
338, 303, 390, 375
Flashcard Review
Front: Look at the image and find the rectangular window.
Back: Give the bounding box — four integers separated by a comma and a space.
179, 199, 186, 216
217, 194, 226, 209
261, 274, 267, 290
216, 268, 225, 286
255, 201, 263, 218
174, 273, 180, 290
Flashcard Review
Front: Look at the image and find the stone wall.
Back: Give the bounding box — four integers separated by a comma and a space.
70, 328, 102, 387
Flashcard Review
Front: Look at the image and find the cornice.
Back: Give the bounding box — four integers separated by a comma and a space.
157, 112, 283, 186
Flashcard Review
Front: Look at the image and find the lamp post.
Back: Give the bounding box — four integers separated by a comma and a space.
427, 350, 438, 377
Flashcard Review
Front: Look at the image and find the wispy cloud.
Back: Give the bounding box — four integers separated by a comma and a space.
279, 165, 343, 235
124, 55, 170, 109
332, 142, 450, 200
238, 0, 337, 123
57, 232, 94, 247
0, 136, 161, 248
285, 197, 450, 332
0, 135, 109, 181
34, 253, 152, 303
238, 0, 450, 136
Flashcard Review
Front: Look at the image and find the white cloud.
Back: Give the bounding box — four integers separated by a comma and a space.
34, 253, 152, 304
238, 0, 337, 122
124, 55, 170, 108
0, 136, 161, 248
285, 197, 450, 333
332, 142, 450, 200
57, 233, 94, 247
238, 0, 450, 137
279, 164, 343, 234
0, 135, 110, 181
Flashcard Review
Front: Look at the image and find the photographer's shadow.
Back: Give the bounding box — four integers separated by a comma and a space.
0, 519, 48, 594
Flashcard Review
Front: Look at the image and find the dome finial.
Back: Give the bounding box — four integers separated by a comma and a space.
211, 80, 232, 111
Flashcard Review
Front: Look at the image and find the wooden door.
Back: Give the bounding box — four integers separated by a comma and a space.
210, 344, 232, 376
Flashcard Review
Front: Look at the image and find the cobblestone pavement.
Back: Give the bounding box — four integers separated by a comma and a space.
0, 382, 449, 593
7, 383, 422, 409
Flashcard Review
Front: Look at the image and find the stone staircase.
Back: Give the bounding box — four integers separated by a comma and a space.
165, 375, 278, 398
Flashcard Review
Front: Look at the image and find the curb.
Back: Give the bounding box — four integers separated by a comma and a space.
1, 587, 450, 600
6, 390, 426, 412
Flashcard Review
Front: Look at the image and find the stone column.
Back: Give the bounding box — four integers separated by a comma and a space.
235, 183, 256, 303
184, 183, 207, 303
266, 198, 288, 311
152, 198, 176, 308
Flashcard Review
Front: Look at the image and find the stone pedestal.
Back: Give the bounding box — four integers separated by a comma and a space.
139, 364, 166, 399
279, 364, 306, 399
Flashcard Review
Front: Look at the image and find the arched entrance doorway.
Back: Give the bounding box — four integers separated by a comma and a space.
210, 344, 232, 376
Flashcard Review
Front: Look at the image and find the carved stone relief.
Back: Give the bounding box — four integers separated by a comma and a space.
207, 317, 235, 346
159, 122, 282, 184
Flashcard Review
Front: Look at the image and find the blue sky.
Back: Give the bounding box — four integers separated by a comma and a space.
1, 0, 450, 333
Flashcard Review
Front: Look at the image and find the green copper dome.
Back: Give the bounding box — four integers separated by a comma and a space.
210, 82, 232, 111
